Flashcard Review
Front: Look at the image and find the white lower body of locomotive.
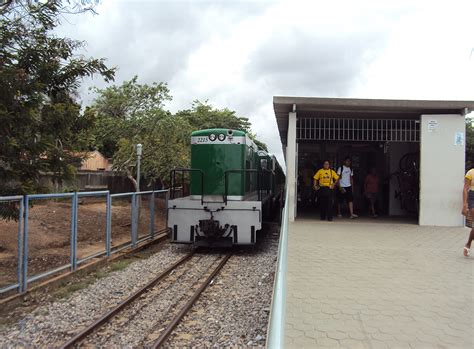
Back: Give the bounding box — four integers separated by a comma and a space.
167, 195, 263, 246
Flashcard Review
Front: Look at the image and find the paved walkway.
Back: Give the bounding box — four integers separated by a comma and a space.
284, 219, 473, 348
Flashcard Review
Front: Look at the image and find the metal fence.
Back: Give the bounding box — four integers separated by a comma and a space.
0, 196, 24, 294
0, 190, 168, 296
297, 117, 421, 142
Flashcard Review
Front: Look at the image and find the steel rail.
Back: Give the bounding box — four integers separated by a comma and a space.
60, 251, 196, 349
149, 253, 232, 348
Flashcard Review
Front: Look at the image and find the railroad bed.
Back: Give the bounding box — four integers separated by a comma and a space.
0, 225, 279, 347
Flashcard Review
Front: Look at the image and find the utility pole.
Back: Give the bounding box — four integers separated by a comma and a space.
132, 143, 143, 247
136, 143, 142, 192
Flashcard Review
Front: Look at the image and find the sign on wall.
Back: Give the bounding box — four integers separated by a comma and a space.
454, 132, 464, 146
428, 120, 439, 132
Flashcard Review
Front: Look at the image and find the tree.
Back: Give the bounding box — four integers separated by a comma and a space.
176, 100, 268, 151
112, 115, 192, 189
0, 0, 115, 199
89, 81, 268, 189
90, 76, 172, 158
176, 100, 252, 132
89, 77, 182, 188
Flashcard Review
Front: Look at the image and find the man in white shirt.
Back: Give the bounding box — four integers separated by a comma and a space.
337, 157, 358, 219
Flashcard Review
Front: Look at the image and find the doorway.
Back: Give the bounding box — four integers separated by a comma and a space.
296, 117, 420, 221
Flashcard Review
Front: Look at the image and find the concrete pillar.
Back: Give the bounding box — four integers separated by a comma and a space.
419, 114, 465, 226
286, 111, 297, 221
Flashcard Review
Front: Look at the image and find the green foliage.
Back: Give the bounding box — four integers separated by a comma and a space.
176, 100, 268, 151
91, 76, 171, 120
175, 100, 268, 175
90, 82, 267, 187
90, 76, 172, 158
251, 136, 268, 152
176, 100, 252, 132
89, 77, 187, 187
0, 0, 115, 200
126, 115, 191, 184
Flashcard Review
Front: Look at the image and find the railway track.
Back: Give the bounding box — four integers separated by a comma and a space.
60, 250, 232, 348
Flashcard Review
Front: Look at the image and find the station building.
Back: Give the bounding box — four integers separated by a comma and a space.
273, 96, 474, 226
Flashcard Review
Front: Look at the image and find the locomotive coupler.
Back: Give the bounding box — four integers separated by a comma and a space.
198, 218, 229, 238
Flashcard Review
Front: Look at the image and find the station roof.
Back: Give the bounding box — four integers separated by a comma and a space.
274, 96, 474, 145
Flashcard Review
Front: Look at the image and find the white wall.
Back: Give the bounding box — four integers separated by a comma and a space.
419, 114, 465, 226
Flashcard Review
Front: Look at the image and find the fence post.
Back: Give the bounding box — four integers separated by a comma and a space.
21, 195, 29, 293
132, 193, 137, 247
17, 197, 24, 293
106, 192, 112, 257
165, 189, 170, 229
150, 192, 155, 238
71, 192, 78, 272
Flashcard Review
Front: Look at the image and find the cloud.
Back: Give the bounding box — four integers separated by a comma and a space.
243, 4, 396, 97
55, 0, 474, 167
353, 2, 474, 101
56, 0, 271, 102
165, 0, 401, 163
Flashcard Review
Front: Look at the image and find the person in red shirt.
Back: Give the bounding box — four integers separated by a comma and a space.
364, 167, 379, 218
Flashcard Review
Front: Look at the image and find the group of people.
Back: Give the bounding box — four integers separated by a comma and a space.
301, 158, 474, 257
310, 157, 379, 222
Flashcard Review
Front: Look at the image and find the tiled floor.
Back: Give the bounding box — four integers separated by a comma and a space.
284, 219, 473, 348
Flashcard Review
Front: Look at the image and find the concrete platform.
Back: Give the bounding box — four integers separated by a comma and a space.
284, 219, 473, 348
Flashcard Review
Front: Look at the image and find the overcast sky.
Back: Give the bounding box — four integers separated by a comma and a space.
57, 0, 474, 164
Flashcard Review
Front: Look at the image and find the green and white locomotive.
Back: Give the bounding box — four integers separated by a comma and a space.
168, 128, 284, 246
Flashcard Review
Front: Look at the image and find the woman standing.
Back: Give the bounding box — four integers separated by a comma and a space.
462, 169, 474, 257
313, 160, 339, 221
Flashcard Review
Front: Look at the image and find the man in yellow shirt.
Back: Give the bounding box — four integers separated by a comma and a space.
314, 160, 339, 221
462, 168, 474, 257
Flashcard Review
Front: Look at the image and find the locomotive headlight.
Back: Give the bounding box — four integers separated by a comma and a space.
209, 134, 217, 141
218, 133, 226, 141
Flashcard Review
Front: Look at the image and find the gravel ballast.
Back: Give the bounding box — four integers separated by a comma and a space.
84, 253, 223, 347
166, 227, 279, 347
0, 245, 193, 346
0, 225, 279, 347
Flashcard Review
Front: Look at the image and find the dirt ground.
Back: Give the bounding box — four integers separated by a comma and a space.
0, 197, 167, 290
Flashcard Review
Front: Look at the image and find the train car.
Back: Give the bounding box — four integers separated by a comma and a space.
168, 128, 285, 246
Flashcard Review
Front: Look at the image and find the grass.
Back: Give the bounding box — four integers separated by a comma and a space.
109, 258, 134, 272
55, 280, 95, 299
53, 257, 136, 299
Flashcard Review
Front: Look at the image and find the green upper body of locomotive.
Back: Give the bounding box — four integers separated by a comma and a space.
190, 128, 259, 197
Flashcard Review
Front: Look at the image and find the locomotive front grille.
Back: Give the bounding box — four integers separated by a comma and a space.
198, 219, 227, 238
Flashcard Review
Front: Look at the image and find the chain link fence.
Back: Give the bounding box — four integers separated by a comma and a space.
137, 192, 153, 240
110, 193, 134, 252
0, 190, 168, 297
26, 194, 74, 284
153, 190, 168, 234
76, 192, 109, 263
